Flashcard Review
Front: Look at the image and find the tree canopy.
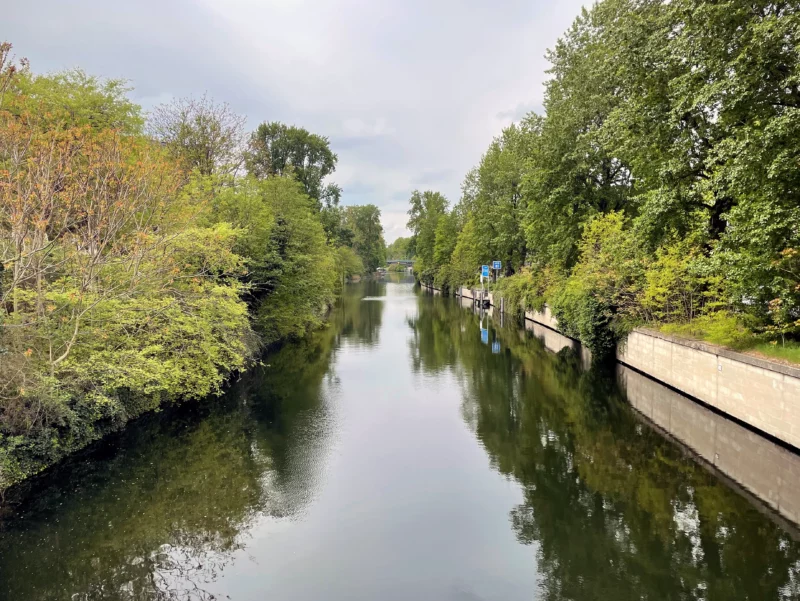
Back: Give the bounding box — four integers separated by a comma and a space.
407, 0, 800, 359
148, 94, 246, 177
245, 122, 341, 207
0, 42, 374, 492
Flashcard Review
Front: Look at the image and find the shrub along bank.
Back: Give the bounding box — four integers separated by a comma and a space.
406, 0, 800, 362
0, 44, 386, 492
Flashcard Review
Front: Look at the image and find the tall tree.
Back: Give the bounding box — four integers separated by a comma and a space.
406, 190, 449, 283
343, 204, 386, 272
148, 94, 246, 176
386, 236, 413, 260
245, 122, 340, 208
470, 117, 539, 275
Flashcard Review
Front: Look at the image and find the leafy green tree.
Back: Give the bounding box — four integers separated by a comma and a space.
437, 217, 483, 290
336, 245, 365, 280
470, 117, 539, 274
343, 204, 386, 272
522, 7, 632, 270
15, 68, 144, 134
431, 211, 458, 288
253, 177, 337, 345
245, 122, 340, 208
386, 236, 413, 261
407, 190, 449, 283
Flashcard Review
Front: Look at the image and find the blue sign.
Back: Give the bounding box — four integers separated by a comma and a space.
493, 261, 502, 270
481, 328, 489, 345
492, 341, 501, 354
481, 265, 490, 278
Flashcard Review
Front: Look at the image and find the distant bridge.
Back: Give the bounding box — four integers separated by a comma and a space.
386, 259, 414, 266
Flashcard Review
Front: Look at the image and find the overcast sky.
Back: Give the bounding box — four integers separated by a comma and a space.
6, 0, 587, 242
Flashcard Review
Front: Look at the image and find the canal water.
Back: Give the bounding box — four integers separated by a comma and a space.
1, 276, 799, 600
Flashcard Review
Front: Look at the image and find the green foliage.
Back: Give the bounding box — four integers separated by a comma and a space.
404, 1, 800, 357
16, 68, 144, 133
342, 204, 386, 272
660, 312, 758, 350
573, 214, 643, 312
549, 277, 617, 358
493, 269, 555, 316
751, 341, 800, 365
386, 236, 413, 261
406, 190, 449, 284
245, 121, 339, 207
0, 47, 347, 492
253, 177, 337, 345
640, 238, 723, 322
438, 218, 482, 290
336, 245, 365, 278
470, 118, 539, 274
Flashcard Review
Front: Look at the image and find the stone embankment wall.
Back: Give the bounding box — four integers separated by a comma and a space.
430, 283, 800, 526
619, 329, 800, 451
453, 285, 800, 452
619, 364, 800, 525
422, 282, 800, 524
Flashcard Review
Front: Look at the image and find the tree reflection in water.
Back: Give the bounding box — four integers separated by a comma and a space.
0, 282, 386, 601
409, 292, 800, 601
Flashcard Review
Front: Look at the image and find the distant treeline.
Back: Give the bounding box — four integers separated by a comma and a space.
0, 42, 385, 490
407, 0, 800, 360
386, 236, 413, 261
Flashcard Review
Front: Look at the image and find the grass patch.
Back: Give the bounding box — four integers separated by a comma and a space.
658, 313, 800, 366
659, 312, 757, 350
749, 342, 800, 365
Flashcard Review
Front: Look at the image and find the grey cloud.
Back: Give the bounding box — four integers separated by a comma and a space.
413, 169, 455, 186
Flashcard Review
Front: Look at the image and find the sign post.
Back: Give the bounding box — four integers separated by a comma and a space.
480, 265, 490, 307
492, 260, 502, 284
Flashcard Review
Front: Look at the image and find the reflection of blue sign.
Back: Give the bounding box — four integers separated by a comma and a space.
493, 261, 502, 270
481, 328, 489, 345
481, 265, 489, 277
492, 341, 501, 354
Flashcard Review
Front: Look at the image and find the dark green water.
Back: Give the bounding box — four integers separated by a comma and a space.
1, 276, 799, 600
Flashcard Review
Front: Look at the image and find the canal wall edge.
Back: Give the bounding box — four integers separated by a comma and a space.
451, 284, 800, 451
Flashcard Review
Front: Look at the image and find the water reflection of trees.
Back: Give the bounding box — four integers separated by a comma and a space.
332, 279, 386, 347
408, 296, 800, 600
0, 322, 341, 601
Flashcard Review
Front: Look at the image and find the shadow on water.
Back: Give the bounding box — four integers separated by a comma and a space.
411, 290, 800, 601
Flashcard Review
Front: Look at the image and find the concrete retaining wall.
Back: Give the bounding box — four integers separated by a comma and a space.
618, 329, 800, 451
619, 364, 800, 525
451, 282, 800, 521
450, 283, 800, 450
471, 288, 800, 451
524, 306, 559, 331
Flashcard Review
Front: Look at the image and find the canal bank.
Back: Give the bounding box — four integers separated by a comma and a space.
446, 283, 800, 453
438, 282, 800, 529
